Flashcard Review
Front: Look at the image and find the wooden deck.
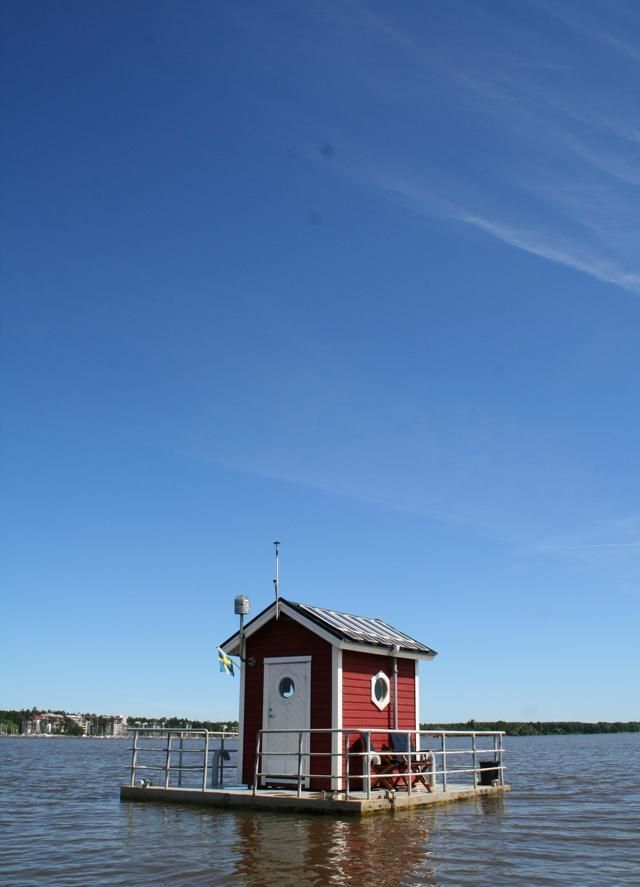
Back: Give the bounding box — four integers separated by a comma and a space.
120, 782, 510, 815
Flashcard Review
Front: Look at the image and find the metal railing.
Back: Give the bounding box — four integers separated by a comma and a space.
254, 728, 505, 799
128, 729, 238, 789
126, 727, 505, 800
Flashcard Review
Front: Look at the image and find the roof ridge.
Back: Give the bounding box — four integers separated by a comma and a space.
220, 597, 437, 658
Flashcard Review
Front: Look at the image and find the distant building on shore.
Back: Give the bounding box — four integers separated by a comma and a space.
19, 712, 130, 736
22, 712, 65, 734
112, 715, 128, 736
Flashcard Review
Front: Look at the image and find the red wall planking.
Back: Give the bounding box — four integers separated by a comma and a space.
342, 650, 416, 729
342, 650, 416, 759
242, 613, 333, 786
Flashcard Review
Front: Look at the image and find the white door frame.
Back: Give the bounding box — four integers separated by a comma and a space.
262, 656, 312, 785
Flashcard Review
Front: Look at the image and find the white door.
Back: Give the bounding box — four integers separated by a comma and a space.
262, 657, 311, 784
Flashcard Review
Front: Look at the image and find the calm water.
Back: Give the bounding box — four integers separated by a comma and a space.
1, 733, 639, 885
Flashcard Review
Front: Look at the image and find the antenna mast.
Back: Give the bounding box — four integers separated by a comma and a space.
273, 540, 281, 619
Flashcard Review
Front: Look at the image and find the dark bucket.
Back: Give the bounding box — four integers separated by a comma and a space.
479, 760, 500, 786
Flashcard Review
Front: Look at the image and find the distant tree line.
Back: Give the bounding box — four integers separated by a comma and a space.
0, 709, 30, 732
128, 715, 238, 733
3, 709, 638, 737
420, 720, 640, 736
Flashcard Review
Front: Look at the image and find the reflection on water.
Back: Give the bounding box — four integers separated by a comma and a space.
1, 734, 640, 885
120, 800, 439, 885
231, 810, 437, 886
477, 792, 505, 816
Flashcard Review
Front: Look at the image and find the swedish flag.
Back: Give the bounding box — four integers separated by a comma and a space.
218, 649, 235, 676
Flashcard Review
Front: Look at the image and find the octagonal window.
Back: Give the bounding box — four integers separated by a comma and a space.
371, 671, 390, 710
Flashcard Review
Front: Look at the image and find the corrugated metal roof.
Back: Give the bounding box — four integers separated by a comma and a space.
285, 599, 436, 657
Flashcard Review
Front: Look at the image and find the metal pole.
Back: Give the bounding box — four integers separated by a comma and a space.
253, 732, 261, 796
365, 731, 372, 800
202, 731, 209, 791
392, 645, 399, 731
345, 733, 350, 799
297, 730, 304, 798
472, 733, 478, 789
178, 733, 184, 787
273, 541, 280, 619
130, 730, 138, 786
164, 732, 172, 790
442, 733, 447, 793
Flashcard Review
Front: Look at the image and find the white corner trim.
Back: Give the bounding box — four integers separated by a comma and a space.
331, 645, 343, 789
221, 602, 341, 653
414, 664, 420, 731
237, 656, 246, 782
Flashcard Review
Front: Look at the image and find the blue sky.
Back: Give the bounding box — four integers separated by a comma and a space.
2, 1, 639, 722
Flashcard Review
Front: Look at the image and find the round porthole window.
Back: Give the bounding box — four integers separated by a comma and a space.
279, 677, 295, 699
371, 670, 390, 710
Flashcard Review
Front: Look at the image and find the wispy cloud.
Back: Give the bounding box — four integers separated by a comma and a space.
304, 1, 640, 297
542, 541, 640, 551
322, 153, 640, 294
535, 514, 640, 555
532, 0, 640, 63
177, 443, 468, 526
456, 211, 640, 292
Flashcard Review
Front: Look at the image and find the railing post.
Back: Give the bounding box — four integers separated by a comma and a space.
164, 732, 172, 789
297, 730, 304, 798
472, 732, 478, 789
498, 733, 505, 786
202, 731, 209, 791
365, 731, 371, 800
220, 733, 225, 786
345, 733, 350, 800
178, 733, 184, 787
407, 731, 412, 796
442, 733, 447, 793
130, 730, 138, 786
253, 732, 261, 796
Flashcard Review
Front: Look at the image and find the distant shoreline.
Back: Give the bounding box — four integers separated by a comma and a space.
3, 721, 639, 740
0, 733, 131, 739
420, 721, 640, 736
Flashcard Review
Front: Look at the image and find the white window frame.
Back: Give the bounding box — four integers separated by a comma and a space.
371, 670, 391, 710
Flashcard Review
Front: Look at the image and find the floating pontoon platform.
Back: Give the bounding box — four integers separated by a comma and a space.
120, 781, 510, 816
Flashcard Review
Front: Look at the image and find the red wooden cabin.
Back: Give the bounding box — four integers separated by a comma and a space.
220, 598, 437, 790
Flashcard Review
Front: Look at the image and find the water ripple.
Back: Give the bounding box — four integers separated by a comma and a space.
1, 734, 639, 885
